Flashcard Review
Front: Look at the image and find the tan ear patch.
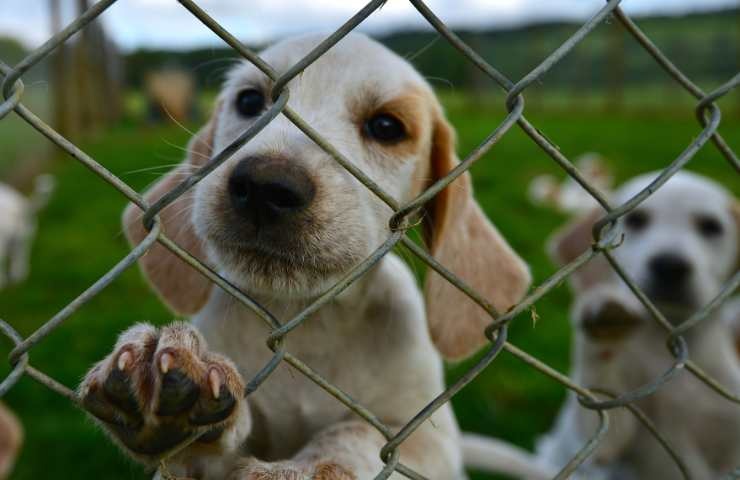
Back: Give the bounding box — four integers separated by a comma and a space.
423, 113, 530, 360
123, 117, 218, 315
0, 402, 22, 478
352, 86, 426, 160
731, 200, 740, 273
547, 208, 611, 291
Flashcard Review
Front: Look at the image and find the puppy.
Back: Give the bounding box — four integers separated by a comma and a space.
78, 34, 533, 479
0, 175, 54, 289
537, 171, 740, 479
528, 152, 613, 215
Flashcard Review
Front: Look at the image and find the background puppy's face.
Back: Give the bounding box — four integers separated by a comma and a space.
612, 172, 738, 318
192, 34, 439, 297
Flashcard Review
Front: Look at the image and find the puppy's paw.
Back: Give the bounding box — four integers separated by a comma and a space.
231, 459, 356, 480
575, 286, 645, 342
79, 322, 246, 462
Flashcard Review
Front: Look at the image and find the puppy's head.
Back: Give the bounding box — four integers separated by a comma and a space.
612, 172, 738, 318
550, 171, 739, 326
125, 33, 530, 359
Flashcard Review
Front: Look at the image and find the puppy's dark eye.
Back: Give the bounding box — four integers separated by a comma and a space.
696, 215, 723, 238
235, 89, 265, 117
624, 210, 649, 231
364, 114, 407, 143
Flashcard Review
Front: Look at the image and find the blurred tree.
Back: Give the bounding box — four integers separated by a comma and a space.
48, 0, 122, 138
49, 0, 77, 138
465, 34, 488, 102
606, 17, 625, 112
0, 38, 27, 65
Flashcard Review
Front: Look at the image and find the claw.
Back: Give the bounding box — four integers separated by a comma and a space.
208, 368, 221, 399
117, 350, 132, 371
160, 352, 174, 374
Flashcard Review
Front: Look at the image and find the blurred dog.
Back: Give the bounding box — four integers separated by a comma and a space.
538, 171, 740, 479
0, 175, 54, 289
77, 33, 545, 479
0, 402, 22, 479
528, 152, 613, 215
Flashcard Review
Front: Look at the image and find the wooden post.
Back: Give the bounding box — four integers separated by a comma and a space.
48, 0, 77, 137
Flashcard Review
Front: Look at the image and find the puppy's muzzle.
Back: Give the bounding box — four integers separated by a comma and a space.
228, 156, 315, 227
581, 299, 641, 342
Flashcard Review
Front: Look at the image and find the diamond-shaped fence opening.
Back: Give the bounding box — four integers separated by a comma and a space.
1, 1, 739, 479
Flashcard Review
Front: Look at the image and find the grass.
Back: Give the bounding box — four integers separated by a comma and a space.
1, 94, 738, 479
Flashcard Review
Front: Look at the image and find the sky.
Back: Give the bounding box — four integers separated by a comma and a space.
1, 0, 737, 52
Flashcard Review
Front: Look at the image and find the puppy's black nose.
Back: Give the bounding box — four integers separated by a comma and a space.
228, 157, 315, 224
648, 253, 692, 284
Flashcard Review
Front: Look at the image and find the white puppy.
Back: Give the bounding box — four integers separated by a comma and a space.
528, 152, 613, 215
538, 171, 740, 479
78, 34, 541, 480
0, 175, 54, 289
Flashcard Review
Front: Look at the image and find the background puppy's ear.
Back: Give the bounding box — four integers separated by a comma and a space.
122, 114, 218, 315
546, 207, 609, 291
731, 199, 740, 272
423, 114, 531, 360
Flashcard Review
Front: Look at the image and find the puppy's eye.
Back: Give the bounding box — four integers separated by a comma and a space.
235, 89, 265, 117
624, 210, 649, 231
364, 114, 407, 143
696, 215, 723, 238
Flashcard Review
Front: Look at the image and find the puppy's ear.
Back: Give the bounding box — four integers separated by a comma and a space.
727, 200, 740, 356
547, 207, 610, 291
122, 115, 218, 315
731, 200, 740, 272
423, 114, 531, 360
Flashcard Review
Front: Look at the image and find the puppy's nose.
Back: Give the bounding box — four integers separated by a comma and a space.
648, 253, 692, 284
228, 157, 315, 223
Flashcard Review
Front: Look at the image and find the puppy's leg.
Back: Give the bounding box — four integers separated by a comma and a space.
640, 431, 713, 479
231, 420, 461, 479
572, 285, 644, 464
0, 238, 9, 289
79, 322, 251, 479
7, 233, 31, 285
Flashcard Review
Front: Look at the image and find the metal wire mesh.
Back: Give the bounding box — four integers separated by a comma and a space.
1, 1, 739, 479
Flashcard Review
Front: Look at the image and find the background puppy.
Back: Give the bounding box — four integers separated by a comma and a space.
538, 171, 740, 479
528, 152, 613, 215
0, 175, 53, 476
78, 33, 534, 479
0, 175, 54, 290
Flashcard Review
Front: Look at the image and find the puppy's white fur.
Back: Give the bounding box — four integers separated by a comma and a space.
82, 34, 540, 479
528, 152, 613, 215
538, 171, 740, 479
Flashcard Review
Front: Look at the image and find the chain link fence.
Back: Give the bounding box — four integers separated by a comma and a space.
1, 1, 739, 479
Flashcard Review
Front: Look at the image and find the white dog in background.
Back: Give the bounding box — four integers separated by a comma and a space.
0, 175, 49, 477
0, 174, 54, 289
528, 152, 613, 216
538, 171, 740, 479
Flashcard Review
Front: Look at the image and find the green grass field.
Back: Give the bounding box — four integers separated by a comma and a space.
1, 93, 738, 479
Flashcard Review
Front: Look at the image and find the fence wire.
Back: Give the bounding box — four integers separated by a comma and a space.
1, 1, 739, 479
